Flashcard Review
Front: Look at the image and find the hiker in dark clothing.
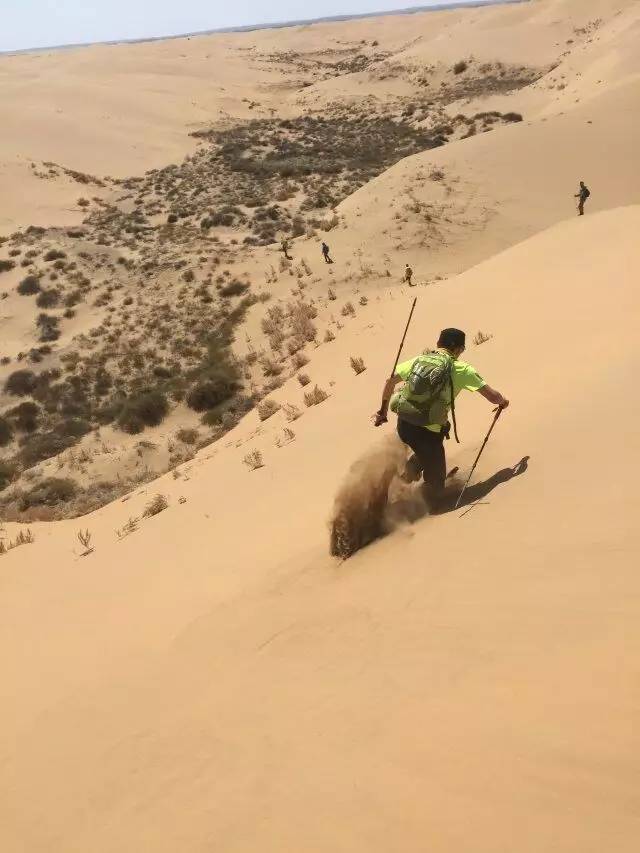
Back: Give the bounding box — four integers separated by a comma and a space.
321, 242, 333, 264
281, 238, 292, 260
404, 264, 413, 285
575, 181, 591, 216
374, 328, 509, 507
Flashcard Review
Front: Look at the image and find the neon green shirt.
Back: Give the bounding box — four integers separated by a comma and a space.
395, 351, 486, 432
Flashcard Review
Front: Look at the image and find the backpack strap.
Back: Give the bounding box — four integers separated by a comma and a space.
448, 364, 460, 443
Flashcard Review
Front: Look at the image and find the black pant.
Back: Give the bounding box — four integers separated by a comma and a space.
397, 418, 446, 492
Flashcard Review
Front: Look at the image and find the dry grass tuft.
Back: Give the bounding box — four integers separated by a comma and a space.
350, 356, 367, 375
143, 493, 169, 518
243, 449, 264, 470
303, 385, 329, 407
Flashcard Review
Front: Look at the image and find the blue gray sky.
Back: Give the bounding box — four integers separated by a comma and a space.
1, 1, 456, 53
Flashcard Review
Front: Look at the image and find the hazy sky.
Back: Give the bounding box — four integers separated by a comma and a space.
1, 1, 451, 53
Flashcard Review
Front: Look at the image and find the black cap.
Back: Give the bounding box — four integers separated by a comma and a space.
437, 328, 466, 349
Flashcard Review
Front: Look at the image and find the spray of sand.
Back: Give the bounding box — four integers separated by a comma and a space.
329, 436, 428, 559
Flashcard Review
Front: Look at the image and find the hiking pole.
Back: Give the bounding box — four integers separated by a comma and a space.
454, 406, 503, 510
374, 297, 417, 426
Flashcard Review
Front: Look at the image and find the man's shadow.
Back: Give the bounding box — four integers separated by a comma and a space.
441, 455, 530, 513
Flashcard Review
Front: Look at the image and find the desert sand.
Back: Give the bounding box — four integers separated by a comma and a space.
1, 0, 640, 850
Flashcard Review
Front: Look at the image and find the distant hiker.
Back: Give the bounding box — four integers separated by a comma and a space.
575, 180, 591, 216
404, 264, 413, 286
373, 327, 509, 508
281, 238, 292, 260
321, 241, 333, 264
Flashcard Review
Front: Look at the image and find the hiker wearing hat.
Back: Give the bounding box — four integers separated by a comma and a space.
373, 328, 509, 505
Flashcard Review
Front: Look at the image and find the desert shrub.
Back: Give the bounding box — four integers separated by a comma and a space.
297, 372, 311, 387
4, 369, 37, 396
324, 329, 336, 343
186, 378, 237, 412
167, 213, 178, 224
503, 112, 523, 122
117, 389, 169, 433
7, 401, 40, 432
17, 275, 41, 296
0, 416, 13, 447
260, 355, 283, 377
341, 301, 356, 317
282, 403, 302, 422
453, 60, 468, 74
0, 459, 18, 490
43, 249, 66, 261
0, 259, 15, 273
287, 336, 305, 356
303, 385, 329, 406
36, 313, 60, 342
243, 450, 264, 470
142, 493, 169, 518
291, 350, 309, 369
36, 288, 60, 308
350, 356, 367, 375
18, 477, 77, 511
220, 279, 249, 298
176, 427, 199, 444
327, 287, 336, 301
257, 399, 280, 421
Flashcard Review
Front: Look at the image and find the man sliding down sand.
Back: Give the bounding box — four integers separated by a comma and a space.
373, 328, 509, 509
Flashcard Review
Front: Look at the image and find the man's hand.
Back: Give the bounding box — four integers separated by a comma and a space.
372, 410, 388, 427
479, 385, 509, 410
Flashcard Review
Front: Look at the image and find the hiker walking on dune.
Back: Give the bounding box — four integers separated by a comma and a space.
321, 241, 333, 264
404, 264, 413, 286
575, 180, 591, 216
373, 327, 509, 508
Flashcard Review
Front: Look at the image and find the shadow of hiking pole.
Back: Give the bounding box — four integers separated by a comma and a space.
442, 455, 530, 513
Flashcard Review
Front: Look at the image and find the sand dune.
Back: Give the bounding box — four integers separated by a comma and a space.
1, 0, 639, 850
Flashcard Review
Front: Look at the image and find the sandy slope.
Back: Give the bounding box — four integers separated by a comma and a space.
2, 0, 640, 849
2, 207, 639, 851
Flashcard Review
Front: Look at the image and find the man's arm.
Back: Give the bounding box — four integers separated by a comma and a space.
373, 375, 402, 425
478, 384, 509, 409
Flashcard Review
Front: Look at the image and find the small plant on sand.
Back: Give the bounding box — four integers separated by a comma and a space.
176, 427, 199, 444
282, 403, 302, 422
324, 329, 336, 343
291, 350, 309, 369
327, 287, 337, 301
350, 356, 367, 375
0, 259, 15, 273
297, 372, 311, 387
303, 385, 329, 407
243, 449, 264, 471
116, 517, 139, 539
359, 295, 368, 306
143, 493, 169, 518
453, 60, 468, 75
0, 528, 34, 556
275, 427, 296, 447
77, 528, 94, 556
341, 301, 356, 317
473, 330, 493, 346
257, 399, 280, 421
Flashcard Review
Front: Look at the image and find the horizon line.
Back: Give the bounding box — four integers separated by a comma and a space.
0, 0, 528, 57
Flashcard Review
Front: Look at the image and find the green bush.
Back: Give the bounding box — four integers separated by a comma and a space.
7, 401, 40, 432
453, 60, 468, 75
0, 259, 15, 273
44, 249, 67, 261
0, 416, 14, 447
0, 459, 17, 491
219, 279, 249, 298
186, 378, 239, 412
117, 389, 169, 434
36, 288, 60, 308
17, 275, 41, 296
4, 369, 38, 396
18, 477, 77, 511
